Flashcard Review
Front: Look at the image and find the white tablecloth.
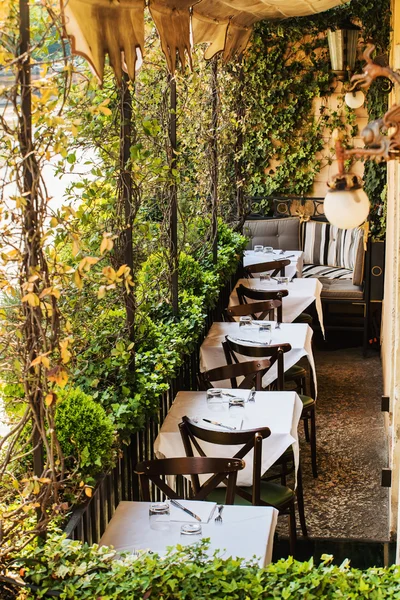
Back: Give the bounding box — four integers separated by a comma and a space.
154, 390, 302, 488
230, 277, 324, 335
99, 501, 279, 566
200, 321, 317, 394
244, 250, 304, 281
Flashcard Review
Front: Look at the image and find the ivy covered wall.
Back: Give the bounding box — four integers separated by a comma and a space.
219, 0, 391, 239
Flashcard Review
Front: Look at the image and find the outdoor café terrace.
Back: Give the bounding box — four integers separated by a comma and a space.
0, 0, 399, 597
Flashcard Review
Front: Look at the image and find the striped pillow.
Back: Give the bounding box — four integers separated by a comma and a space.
302, 221, 363, 270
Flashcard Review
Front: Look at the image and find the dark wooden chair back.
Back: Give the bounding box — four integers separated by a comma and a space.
179, 417, 271, 506
198, 358, 271, 391
245, 258, 290, 278
135, 456, 245, 504
222, 336, 292, 390
226, 299, 282, 322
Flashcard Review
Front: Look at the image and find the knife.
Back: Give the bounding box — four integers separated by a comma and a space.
203, 418, 237, 430
170, 499, 202, 522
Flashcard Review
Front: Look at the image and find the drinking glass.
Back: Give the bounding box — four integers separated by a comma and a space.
206, 388, 223, 406
239, 315, 252, 327
253, 245, 263, 253
263, 246, 274, 253
149, 502, 170, 531
276, 276, 289, 285
228, 397, 245, 418
258, 323, 272, 344
180, 523, 202, 536
260, 273, 271, 282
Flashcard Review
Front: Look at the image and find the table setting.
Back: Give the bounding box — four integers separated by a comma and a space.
154, 390, 302, 487
199, 320, 317, 393
229, 277, 324, 334
99, 500, 279, 566
243, 247, 304, 281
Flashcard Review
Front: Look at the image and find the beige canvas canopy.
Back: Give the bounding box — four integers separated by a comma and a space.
61, 0, 348, 83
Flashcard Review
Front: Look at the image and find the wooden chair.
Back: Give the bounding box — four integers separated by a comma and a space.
236, 284, 313, 327
245, 259, 290, 278
179, 416, 297, 556
222, 336, 317, 478
225, 299, 282, 322
135, 456, 245, 505
198, 359, 271, 391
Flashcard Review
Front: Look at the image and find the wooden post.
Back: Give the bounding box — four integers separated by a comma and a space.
210, 57, 219, 264
120, 73, 135, 353
19, 0, 44, 481
169, 74, 178, 315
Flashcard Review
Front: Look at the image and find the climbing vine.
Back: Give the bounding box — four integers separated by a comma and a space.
219, 0, 391, 237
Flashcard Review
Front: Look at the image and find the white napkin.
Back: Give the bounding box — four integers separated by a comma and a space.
169, 500, 217, 523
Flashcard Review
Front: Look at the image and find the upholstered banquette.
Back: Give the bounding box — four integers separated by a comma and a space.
244, 217, 365, 301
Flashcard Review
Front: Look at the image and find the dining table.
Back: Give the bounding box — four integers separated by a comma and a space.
154, 389, 303, 487
229, 277, 324, 334
199, 320, 317, 394
244, 249, 304, 281
99, 500, 279, 566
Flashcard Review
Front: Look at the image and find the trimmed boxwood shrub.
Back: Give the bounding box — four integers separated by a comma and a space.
9, 534, 400, 599
55, 388, 115, 475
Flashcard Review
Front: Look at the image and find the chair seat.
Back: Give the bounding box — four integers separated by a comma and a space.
299, 394, 315, 409
286, 364, 307, 379
207, 481, 294, 509
293, 312, 313, 326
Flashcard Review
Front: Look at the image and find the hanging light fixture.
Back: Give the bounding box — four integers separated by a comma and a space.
324, 140, 370, 229
325, 44, 400, 230
344, 90, 365, 109
327, 19, 361, 80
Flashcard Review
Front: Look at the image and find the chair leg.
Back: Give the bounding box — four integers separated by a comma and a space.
303, 417, 310, 442
288, 501, 297, 557
296, 463, 308, 537
310, 407, 318, 478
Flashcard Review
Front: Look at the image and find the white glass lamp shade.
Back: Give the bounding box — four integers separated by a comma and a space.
344, 90, 365, 109
324, 188, 370, 229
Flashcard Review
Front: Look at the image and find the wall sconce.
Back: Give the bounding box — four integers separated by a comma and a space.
327, 19, 360, 81
325, 44, 400, 230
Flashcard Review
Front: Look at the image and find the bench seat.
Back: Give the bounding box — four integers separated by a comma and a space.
302, 264, 353, 280
319, 278, 364, 300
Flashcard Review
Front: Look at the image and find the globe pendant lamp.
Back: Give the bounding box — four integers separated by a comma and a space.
324, 141, 370, 229
327, 19, 360, 80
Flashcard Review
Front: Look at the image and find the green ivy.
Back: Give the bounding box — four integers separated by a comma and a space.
12, 535, 400, 600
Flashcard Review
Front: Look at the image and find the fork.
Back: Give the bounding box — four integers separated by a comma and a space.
215, 505, 224, 524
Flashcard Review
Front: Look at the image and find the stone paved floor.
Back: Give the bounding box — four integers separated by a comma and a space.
298, 342, 389, 540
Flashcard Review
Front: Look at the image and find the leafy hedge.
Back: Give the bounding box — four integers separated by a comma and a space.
10, 535, 400, 599
71, 220, 247, 440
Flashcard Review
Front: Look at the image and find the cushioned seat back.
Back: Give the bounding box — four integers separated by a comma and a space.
301, 221, 365, 286
244, 218, 300, 251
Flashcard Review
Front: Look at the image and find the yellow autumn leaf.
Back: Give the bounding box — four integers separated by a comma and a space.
116, 264, 128, 278
31, 356, 42, 367
47, 367, 69, 388
45, 393, 54, 407
100, 235, 109, 255
65, 320, 72, 333
22, 293, 40, 307
42, 356, 50, 369
73, 270, 83, 289
72, 239, 80, 257
84, 486, 93, 498
98, 106, 112, 116
102, 266, 116, 282
98, 286, 106, 299
60, 346, 71, 364
50, 217, 58, 227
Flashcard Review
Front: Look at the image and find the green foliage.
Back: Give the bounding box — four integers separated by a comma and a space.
13, 534, 400, 599
55, 388, 115, 475
219, 0, 391, 237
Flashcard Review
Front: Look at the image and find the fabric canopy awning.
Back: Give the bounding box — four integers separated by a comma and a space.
61, 0, 348, 83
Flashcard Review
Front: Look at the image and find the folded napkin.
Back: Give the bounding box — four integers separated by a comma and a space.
169, 500, 217, 523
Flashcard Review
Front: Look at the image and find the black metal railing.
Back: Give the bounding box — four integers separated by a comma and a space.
64, 266, 241, 544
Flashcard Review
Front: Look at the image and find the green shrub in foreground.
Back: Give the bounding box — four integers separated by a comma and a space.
55, 388, 115, 475
11, 534, 400, 599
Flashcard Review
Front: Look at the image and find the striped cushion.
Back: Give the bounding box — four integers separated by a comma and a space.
302, 221, 363, 270
302, 264, 353, 280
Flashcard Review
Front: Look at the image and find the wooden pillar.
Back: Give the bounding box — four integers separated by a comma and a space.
19, 0, 44, 481
210, 57, 219, 264
120, 73, 135, 351
169, 74, 178, 315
